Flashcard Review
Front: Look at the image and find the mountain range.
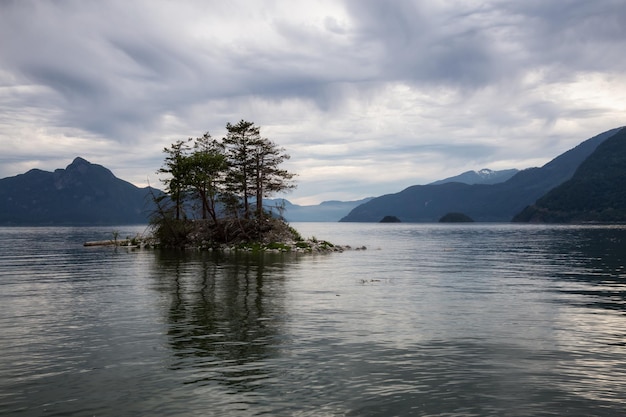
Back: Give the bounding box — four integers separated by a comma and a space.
264, 198, 375, 222
0, 160, 510, 225
268, 168, 517, 222
1, 126, 624, 225
0, 157, 369, 225
0, 157, 159, 225
340, 127, 624, 222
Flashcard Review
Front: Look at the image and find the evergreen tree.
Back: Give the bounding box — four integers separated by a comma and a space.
158, 139, 191, 220
222, 120, 296, 219
252, 137, 296, 217
185, 132, 226, 224
222, 120, 264, 219
155, 120, 297, 246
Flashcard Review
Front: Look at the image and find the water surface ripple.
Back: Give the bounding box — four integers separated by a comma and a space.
1, 224, 626, 416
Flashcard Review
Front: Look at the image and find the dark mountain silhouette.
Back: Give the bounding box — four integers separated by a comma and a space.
513, 127, 626, 223
0, 157, 160, 225
340, 127, 624, 222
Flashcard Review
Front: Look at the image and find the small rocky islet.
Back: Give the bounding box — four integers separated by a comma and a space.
84, 219, 363, 254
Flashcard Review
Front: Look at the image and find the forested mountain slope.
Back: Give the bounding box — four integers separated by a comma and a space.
514, 127, 626, 223
340, 127, 623, 222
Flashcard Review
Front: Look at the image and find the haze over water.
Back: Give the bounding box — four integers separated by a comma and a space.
1, 223, 626, 416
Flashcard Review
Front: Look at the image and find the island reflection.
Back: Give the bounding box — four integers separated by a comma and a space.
150, 250, 297, 391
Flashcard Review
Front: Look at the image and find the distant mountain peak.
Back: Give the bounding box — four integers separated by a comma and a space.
0, 157, 159, 225
72, 156, 90, 165
429, 168, 518, 186
67, 156, 98, 170
61, 157, 115, 179
62, 156, 92, 176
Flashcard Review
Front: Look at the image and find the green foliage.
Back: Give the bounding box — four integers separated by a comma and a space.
235, 242, 263, 251
295, 241, 311, 249
158, 139, 191, 220
288, 226, 303, 241
223, 120, 296, 219
153, 123, 298, 248
151, 217, 194, 249
266, 242, 291, 251
318, 240, 334, 250
184, 133, 226, 223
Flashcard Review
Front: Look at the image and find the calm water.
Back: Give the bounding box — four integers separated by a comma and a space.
1, 223, 626, 416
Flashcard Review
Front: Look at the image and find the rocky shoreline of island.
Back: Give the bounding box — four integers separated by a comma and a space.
84, 228, 365, 254
84, 237, 365, 254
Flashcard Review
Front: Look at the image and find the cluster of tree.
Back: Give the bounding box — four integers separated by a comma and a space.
153, 120, 296, 246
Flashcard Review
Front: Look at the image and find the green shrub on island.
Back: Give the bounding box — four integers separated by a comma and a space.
295, 241, 311, 249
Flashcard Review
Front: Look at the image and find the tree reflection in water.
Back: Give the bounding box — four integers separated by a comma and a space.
151, 250, 296, 391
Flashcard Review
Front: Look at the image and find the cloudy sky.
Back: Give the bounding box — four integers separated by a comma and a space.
1, 0, 624, 204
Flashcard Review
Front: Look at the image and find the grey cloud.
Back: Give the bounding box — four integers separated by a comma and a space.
344, 0, 509, 87
498, 0, 626, 76
1, 0, 624, 203
344, 0, 626, 90
2, 1, 208, 140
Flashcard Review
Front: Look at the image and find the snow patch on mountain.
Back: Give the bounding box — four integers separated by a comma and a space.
429, 168, 519, 185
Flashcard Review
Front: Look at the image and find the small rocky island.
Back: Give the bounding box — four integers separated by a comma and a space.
84, 217, 348, 253
379, 215, 401, 223
86, 121, 356, 254
153, 216, 348, 253
439, 212, 474, 223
